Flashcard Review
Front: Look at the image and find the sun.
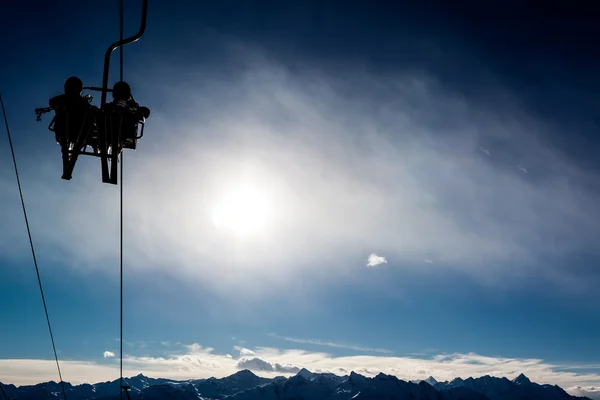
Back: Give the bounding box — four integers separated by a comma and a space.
211, 184, 272, 237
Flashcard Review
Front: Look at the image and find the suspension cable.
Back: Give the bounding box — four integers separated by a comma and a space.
119, 0, 125, 399
119, 0, 124, 82
119, 144, 124, 399
1, 94, 67, 400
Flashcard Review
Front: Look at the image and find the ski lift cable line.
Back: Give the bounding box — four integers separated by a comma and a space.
1, 92, 68, 400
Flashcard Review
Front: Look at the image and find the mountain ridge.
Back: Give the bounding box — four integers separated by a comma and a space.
1, 369, 593, 400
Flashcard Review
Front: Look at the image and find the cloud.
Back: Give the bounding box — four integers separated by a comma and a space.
3, 39, 600, 297
267, 333, 392, 354
119, 340, 149, 350
274, 363, 302, 374
0, 359, 121, 386
567, 386, 600, 400
234, 346, 256, 357
367, 253, 387, 268
3, 344, 600, 393
235, 356, 300, 374
235, 356, 274, 371
186, 343, 213, 353
103, 351, 115, 358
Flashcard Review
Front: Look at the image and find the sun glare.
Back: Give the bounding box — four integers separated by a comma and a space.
211, 184, 272, 237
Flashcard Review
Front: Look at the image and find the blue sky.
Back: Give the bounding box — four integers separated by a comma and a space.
2, 0, 600, 396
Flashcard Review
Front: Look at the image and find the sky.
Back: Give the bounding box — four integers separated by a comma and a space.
2, 0, 600, 398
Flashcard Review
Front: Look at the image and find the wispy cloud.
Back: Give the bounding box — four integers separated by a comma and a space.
103, 351, 115, 358
118, 339, 149, 349
409, 348, 438, 356
366, 253, 387, 268
267, 333, 391, 355
234, 346, 256, 357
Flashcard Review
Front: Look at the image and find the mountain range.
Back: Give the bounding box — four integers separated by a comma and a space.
0, 369, 592, 400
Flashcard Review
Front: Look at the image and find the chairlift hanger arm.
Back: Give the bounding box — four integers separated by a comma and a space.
100, 0, 148, 107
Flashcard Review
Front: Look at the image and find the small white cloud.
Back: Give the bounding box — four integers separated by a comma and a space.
103, 351, 115, 358
367, 253, 387, 268
160, 341, 171, 347
424, 259, 434, 264
479, 146, 491, 156
517, 165, 528, 174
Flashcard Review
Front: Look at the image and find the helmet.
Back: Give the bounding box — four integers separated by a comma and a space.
112, 81, 131, 101
64, 76, 83, 96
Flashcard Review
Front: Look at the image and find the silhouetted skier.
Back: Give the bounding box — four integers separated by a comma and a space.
48, 76, 93, 145
102, 81, 150, 150
48, 76, 97, 179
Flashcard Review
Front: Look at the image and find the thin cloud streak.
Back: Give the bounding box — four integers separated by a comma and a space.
267, 333, 393, 354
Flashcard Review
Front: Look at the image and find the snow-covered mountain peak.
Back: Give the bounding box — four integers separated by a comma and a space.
424, 376, 438, 386
347, 371, 369, 385
446, 377, 465, 387
374, 372, 399, 382
513, 373, 532, 385
232, 369, 258, 379
296, 368, 313, 379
